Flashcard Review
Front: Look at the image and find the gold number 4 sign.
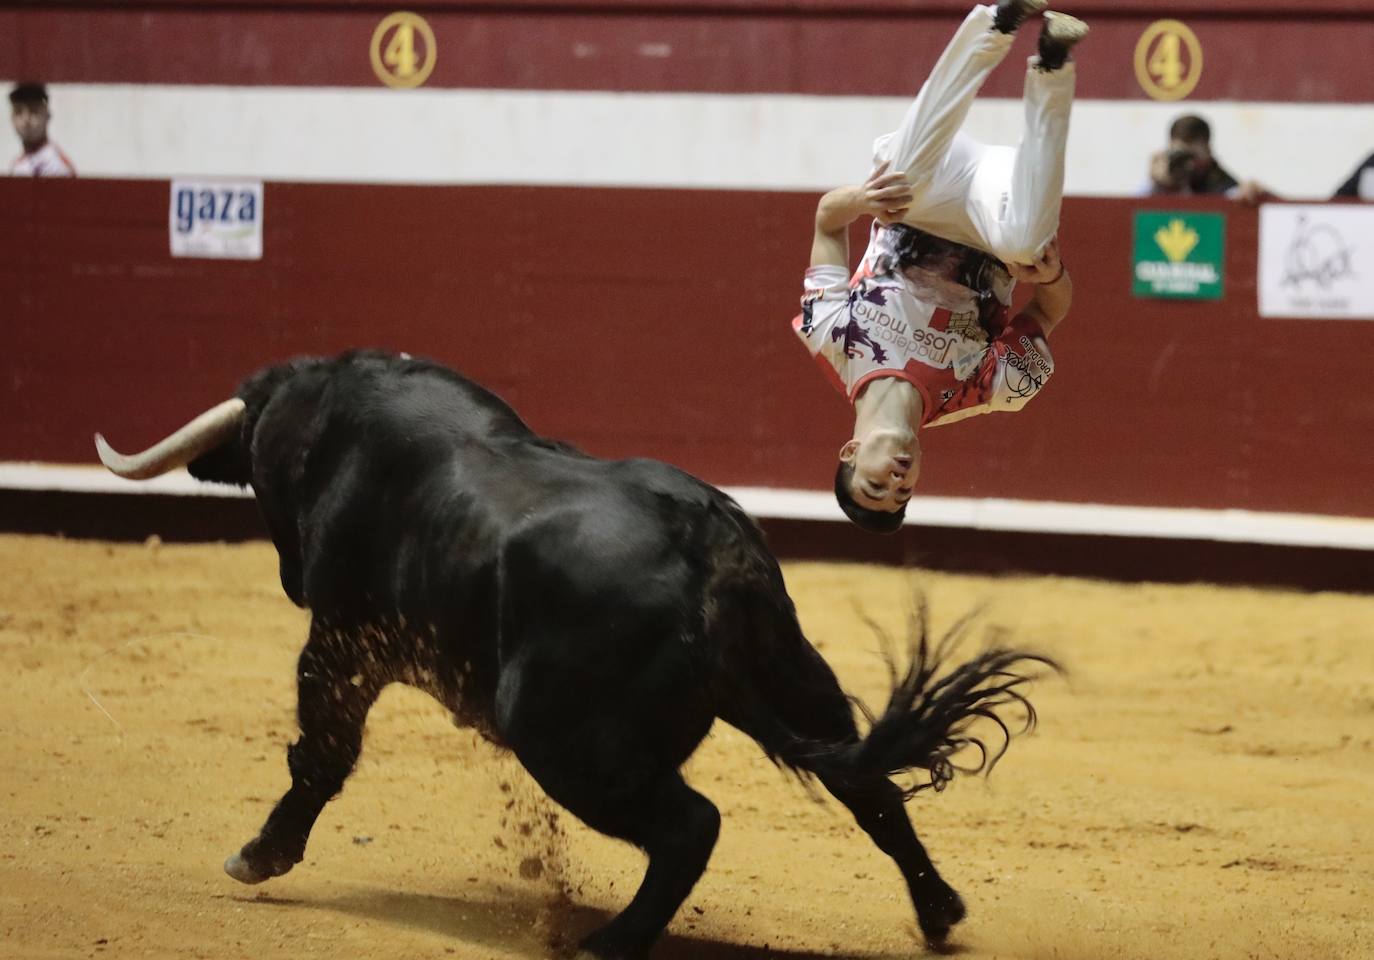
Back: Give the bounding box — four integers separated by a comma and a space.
370, 11, 437, 89
1134, 19, 1203, 101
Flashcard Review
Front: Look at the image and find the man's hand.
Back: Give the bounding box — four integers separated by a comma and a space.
860, 161, 915, 225
1231, 179, 1278, 206
1008, 237, 1072, 336
816, 162, 915, 233
1149, 148, 1192, 192
811, 163, 915, 269
1005, 236, 1063, 285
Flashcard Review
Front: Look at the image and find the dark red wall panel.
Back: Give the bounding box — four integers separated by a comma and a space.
2, 178, 1372, 520
1, 3, 1370, 100
18, 1, 1374, 11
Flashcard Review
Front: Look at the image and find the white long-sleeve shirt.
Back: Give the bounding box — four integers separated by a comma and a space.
11, 142, 76, 177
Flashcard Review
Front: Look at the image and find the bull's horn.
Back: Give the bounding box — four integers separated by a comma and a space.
95, 398, 247, 480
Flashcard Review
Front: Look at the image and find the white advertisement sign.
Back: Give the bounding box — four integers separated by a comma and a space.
1259, 204, 1374, 319
169, 180, 264, 260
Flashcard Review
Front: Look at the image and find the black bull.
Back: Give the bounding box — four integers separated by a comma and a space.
97, 351, 1054, 958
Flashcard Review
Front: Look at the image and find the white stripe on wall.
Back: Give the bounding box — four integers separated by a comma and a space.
4, 83, 1372, 199
5, 463, 1373, 551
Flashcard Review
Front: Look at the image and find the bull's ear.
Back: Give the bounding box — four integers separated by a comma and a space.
187, 441, 251, 488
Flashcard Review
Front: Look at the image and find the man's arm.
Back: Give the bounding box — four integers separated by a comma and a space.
810, 163, 914, 269
810, 185, 864, 269
1005, 237, 1072, 336
1227, 180, 1278, 205
1022, 268, 1072, 336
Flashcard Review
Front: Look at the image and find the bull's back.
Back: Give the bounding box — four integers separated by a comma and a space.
504, 460, 715, 611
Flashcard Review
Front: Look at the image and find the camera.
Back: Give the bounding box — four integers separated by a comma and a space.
1166, 147, 1196, 180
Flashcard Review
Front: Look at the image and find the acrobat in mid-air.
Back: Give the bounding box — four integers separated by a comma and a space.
794, 0, 1087, 532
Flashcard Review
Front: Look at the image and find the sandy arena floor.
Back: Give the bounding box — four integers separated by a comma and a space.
2, 534, 1371, 960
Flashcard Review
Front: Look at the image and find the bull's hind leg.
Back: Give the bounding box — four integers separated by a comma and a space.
524, 760, 721, 960
225, 620, 384, 884
732, 646, 966, 946
503, 684, 719, 959
819, 774, 966, 946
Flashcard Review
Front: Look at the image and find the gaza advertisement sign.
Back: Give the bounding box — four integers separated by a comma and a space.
169, 180, 264, 260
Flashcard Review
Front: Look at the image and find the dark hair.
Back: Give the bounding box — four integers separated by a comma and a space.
9, 83, 49, 107
1169, 114, 1211, 145
834, 460, 906, 534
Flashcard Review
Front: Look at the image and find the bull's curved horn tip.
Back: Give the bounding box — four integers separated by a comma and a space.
94, 432, 133, 476
94, 432, 114, 460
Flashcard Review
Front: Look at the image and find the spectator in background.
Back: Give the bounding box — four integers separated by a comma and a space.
1143, 114, 1272, 205
9, 83, 75, 177
1333, 150, 1374, 200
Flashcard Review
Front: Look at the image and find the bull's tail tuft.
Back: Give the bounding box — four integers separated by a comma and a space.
853, 601, 1060, 794
770, 600, 1062, 797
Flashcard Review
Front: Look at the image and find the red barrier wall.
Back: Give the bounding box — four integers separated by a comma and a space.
2, 178, 1372, 519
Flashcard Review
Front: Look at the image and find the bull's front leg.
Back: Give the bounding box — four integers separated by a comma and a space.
225, 619, 384, 884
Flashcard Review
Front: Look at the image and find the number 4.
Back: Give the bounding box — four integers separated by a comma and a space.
385, 24, 418, 78
1149, 31, 1185, 90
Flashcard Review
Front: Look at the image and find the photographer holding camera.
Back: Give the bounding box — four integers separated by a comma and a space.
1143, 114, 1273, 205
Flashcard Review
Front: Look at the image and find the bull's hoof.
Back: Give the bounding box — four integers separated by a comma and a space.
577, 929, 648, 960
223, 841, 297, 885
224, 852, 270, 884
917, 885, 967, 948
574, 949, 642, 960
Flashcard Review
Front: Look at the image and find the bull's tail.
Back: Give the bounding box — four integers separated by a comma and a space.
726, 599, 1061, 796
829, 606, 1059, 794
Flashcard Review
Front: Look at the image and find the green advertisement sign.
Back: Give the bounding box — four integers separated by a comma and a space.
1131, 211, 1225, 300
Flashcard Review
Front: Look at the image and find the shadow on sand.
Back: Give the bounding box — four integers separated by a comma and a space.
240, 883, 931, 959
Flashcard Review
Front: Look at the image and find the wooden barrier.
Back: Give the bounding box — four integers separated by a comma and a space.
2, 178, 1370, 519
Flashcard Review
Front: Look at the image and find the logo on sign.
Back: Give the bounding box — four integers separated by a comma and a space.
173, 187, 257, 236
169, 181, 264, 260
1154, 219, 1199, 263
1282, 215, 1357, 289
1132, 211, 1225, 300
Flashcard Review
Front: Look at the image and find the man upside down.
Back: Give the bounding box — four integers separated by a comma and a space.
794, 0, 1087, 533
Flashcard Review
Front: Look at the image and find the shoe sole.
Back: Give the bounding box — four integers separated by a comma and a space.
1010, 0, 1051, 20
1044, 11, 1090, 45
996, 0, 1049, 32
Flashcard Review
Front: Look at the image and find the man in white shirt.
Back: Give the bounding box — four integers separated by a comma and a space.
794, 0, 1083, 533
9, 83, 76, 177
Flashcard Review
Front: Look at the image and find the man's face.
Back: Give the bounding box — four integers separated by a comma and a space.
840, 429, 918, 512
11, 101, 49, 150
